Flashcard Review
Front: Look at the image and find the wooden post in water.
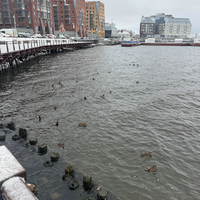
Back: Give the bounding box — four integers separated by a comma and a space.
12, 41, 15, 51
6, 42, 9, 52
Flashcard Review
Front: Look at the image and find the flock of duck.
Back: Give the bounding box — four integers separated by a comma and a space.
140, 152, 157, 172
34, 64, 156, 175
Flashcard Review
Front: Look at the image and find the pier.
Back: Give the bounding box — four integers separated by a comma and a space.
0, 38, 92, 74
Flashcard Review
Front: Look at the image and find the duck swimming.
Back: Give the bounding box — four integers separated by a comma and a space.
78, 123, 86, 127
100, 94, 105, 98
56, 143, 64, 149
37, 115, 41, 121
55, 121, 59, 126
145, 165, 157, 172
140, 152, 152, 157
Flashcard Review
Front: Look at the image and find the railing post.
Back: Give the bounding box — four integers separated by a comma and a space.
12, 41, 15, 51
0, 48, 1, 54
6, 42, 9, 52
18, 41, 20, 50
27, 41, 29, 49
23, 41, 25, 49
31, 41, 32, 48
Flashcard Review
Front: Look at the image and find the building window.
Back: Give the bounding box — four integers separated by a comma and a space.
34, 12, 36, 15
35, 19, 37, 22
0, 13, 2, 24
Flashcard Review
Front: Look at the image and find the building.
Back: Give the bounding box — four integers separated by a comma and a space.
53, 0, 87, 37
0, 0, 55, 35
140, 16, 155, 38
86, 1, 105, 38
105, 23, 118, 38
140, 13, 192, 39
118, 30, 130, 39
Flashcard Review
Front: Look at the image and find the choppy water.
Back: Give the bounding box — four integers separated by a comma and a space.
1, 45, 200, 200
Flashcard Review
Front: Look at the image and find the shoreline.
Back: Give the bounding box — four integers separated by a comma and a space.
0, 118, 121, 200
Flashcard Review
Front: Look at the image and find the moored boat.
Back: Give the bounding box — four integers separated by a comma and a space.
141, 42, 190, 46
121, 41, 138, 47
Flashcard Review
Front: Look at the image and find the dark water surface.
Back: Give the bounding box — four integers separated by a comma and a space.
1, 45, 200, 200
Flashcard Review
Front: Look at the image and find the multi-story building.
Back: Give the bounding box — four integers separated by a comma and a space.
85, 1, 105, 38
140, 13, 192, 39
0, 0, 55, 35
140, 16, 155, 38
53, 0, 87, 37
105, 23, 118, 38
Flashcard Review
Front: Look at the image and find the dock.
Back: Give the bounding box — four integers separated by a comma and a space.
0, 38, 92, 74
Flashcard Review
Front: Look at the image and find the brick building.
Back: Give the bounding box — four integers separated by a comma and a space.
0, 0, 55, 35
53, 0, 87, 37
86, 1, 105, 38
140, 16, 155, 38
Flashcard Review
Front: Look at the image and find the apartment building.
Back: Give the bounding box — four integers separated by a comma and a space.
140, 13, 192, 39
86, 1, 105, 38
140, 16, 155, 38
0, 0, 55, 35
53, 0, 87, 37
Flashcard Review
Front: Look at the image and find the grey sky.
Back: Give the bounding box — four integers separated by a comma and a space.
102, 0, 200, 35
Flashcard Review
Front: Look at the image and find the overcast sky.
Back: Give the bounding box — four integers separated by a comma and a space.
103, 0, 200, 35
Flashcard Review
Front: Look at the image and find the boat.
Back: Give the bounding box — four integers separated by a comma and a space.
121, 41, 138, 47
141, 42, 190, 46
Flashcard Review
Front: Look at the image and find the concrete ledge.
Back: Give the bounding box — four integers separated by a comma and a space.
0, 146, 27, 187
1, 177, 38, 200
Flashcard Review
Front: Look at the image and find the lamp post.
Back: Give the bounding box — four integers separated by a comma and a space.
13, 12, 16, 37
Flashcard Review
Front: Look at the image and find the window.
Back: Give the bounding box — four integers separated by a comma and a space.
34, 12, 36, 15
35, 19, 37, 22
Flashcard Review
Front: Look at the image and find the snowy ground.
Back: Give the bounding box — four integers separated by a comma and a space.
0, 37, 80, 54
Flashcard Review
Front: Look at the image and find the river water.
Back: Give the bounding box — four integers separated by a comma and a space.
1, 45, 200, 200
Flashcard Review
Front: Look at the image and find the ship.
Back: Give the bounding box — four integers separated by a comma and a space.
121, 41, 138, 47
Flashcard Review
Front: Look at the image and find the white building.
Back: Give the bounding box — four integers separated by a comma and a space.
118, 30, 130, 39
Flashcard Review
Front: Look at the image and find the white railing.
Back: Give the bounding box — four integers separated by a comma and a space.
0, 38, 88, 54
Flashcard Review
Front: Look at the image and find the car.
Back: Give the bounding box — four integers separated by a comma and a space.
18, 34, 29, 38
0, 33, 10, 37
45, 34, 56, 39
31, 34, 42, 38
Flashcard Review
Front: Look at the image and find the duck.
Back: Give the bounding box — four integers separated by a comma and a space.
84, 97, 87, 100
140, 152, 152, 157
100, 94, 105, 98
55, 121, 59, 126
56, 143, 64, 149
109, 91, 112, 94
78, 123, 86, 127
145, 165, 157, 172
136, 81, 139, 84
37, 115, 41, 121
54, 106, 57, 110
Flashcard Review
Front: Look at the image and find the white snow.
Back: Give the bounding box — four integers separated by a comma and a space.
1, 177, 38, 200
0, 145, 26, 186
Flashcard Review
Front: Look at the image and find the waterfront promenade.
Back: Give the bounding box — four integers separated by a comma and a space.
0, 38, 92, 73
